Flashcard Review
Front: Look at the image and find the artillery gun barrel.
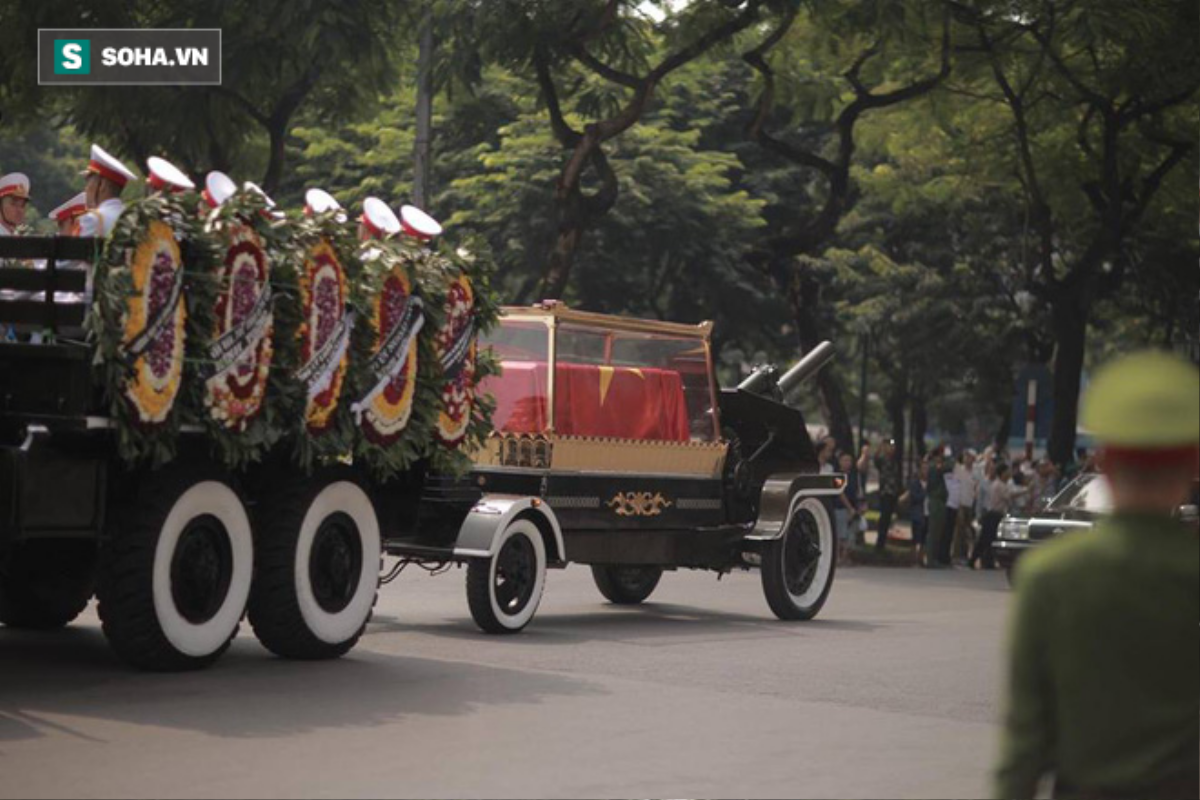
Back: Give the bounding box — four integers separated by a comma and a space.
737, 365, 778, 395
777, 341, 836, 396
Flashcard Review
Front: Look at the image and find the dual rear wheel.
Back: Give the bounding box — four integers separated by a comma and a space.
94, 465, 380, 671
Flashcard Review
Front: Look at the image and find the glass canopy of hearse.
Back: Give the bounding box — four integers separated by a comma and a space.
480, 305, 722, 442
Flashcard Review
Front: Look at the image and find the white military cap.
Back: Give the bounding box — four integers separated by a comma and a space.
0, 172, 30, 200
399, 204, 443, 241
361, 197, 401, 239
304, 188, 342, 215
202, 171, 237, 208
83, 144, 137, 187
50, 192, 88, 222
146, 156, 195, 193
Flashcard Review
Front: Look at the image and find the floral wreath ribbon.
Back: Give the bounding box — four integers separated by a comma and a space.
123, 266, 183, 365
350, 294, 425, 424
205, 282, 273, 381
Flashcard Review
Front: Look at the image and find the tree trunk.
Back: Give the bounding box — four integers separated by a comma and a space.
911, 394, 928, 458
540, 184, 588, 300
262, 123, 286, 195
780, 268, 855, 451
993, 397, 1012, 453
412, 3, 434, 209
1048, 292, 1088, 467
886, 386, 907, 482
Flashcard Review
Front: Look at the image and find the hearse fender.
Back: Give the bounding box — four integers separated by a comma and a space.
452, 494, 566, 563
743, 472, 845, 542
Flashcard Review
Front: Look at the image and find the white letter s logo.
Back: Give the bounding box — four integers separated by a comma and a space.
62, 43, 82, 70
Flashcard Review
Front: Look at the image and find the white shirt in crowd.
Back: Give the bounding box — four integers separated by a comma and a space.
953, 462, 978, 508
986, 478, 1030, 515
944, 471, 960, 510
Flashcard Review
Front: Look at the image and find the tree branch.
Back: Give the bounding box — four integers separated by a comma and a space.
649, 0, 762, 82
1128, 139, 1193, 227
581, 143, 619, 217
1024, 16, 1110, 111
210, 85, 269, 126
567, 43, 641, 89
742, 5, 837, 177
533, 47, 582, 148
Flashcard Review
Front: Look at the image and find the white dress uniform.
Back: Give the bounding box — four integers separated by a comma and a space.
77, 144, 137, 238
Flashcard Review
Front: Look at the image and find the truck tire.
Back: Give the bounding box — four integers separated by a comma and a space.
591, 565, 662, 605
466, 519, 546, 634
761, 496, 836, 621
97, 469, 253, 671
249, 472, 381, 660
0, 541, 96, 630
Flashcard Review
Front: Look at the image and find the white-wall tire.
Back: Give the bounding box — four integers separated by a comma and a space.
466, 519, 546, 634
98, 470, 252, 671
249, 472, 380, 659
761, 496, 836, 620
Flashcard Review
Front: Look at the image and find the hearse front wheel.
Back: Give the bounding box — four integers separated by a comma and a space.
591, 565, 663, 605
249, 471, 381, 660
466, 519, 546, 634
97, 469, 253, 671
761, 496, 835, 621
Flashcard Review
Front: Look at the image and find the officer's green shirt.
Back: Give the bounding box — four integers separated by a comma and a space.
995, 512, 1200, 798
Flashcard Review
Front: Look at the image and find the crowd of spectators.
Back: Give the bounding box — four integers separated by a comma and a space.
815, 432, 1081, 570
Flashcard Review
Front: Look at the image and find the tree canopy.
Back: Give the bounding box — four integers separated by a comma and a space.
1, 0, 1195, 465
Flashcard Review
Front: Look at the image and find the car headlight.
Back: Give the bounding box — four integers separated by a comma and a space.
998, 517, 1030, 540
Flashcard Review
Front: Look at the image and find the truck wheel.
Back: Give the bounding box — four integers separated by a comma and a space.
0, 541, 96, 630
249, 473, 381, 660
591, 565, 662, 605
97, 471, 253, 671
466, 519, 546, 634
761, 496, 835, 621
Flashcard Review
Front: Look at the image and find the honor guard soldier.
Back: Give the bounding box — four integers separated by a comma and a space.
49, 193, 88, 236
995, 350, 1200, 800
0, 172, 31, 236
398, 204, 442, 243
359, 197, 401, 241
146, 156, 195, 195
79, 144, 137, 237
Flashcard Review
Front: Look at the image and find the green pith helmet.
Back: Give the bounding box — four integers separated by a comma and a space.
1080, 350, 1200, 448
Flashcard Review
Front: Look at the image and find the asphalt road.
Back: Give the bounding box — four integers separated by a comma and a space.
1, 564, 1012, 799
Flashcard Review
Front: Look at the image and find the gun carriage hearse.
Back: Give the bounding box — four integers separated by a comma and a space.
1, 223, 843, 671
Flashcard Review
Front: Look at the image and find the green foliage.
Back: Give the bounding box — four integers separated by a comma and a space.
0, 0, 403, 189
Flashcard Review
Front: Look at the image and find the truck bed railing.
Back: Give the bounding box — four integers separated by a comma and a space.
0, 237, 101, 333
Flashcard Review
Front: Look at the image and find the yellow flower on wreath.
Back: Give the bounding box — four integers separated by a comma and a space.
122, 219, 186, 424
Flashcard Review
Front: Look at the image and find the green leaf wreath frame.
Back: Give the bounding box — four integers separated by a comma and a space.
199, 189, 304, 470
88, 192, 218, 467
422, 236, 501, 477
289, 209, 367, 470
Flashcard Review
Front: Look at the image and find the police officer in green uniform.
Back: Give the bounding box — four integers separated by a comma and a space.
994, 351, 1199, 799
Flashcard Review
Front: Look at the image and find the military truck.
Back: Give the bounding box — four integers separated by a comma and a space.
1, 231, 843, 670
